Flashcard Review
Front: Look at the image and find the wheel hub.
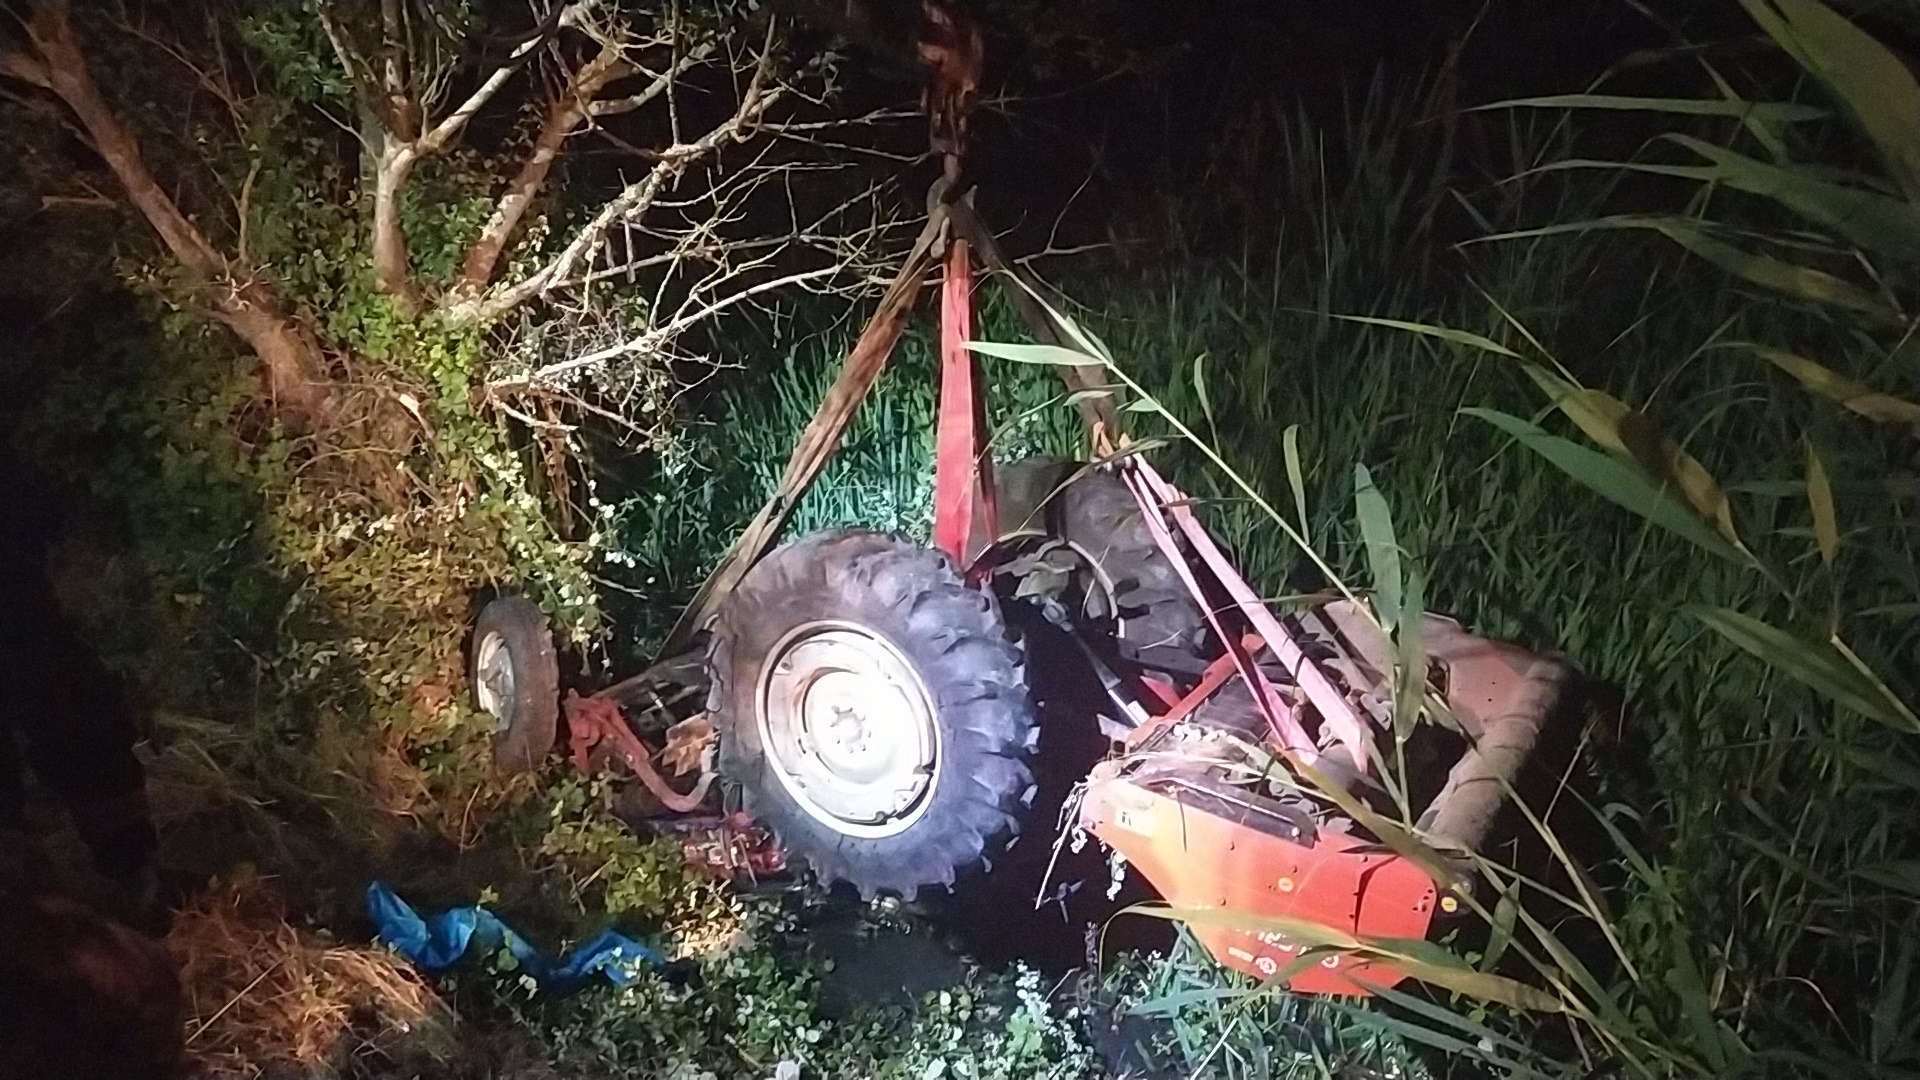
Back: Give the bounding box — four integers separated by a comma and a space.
474, 631, 515, 732
758, 623, 940, 837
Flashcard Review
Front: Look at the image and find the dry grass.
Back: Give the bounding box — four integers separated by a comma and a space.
362, 730, 440, 827
166, 870, 455, 1079
140, 713, 275, 826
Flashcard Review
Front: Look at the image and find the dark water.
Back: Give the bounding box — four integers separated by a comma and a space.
917, 605, 1176, 976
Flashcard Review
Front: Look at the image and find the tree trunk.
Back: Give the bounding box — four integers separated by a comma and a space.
451, 96, 579, 298
14, 1, 335, 432
372, 137, 424, 317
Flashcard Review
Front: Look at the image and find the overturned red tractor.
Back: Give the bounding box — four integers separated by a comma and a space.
466, 3, 1566, 998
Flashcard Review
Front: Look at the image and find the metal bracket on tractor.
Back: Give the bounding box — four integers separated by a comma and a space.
559, 666, 792, 888
486, 0, 1568, 998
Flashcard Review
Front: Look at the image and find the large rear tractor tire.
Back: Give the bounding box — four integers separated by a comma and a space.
995, 457, 1206, 661
470, 596, 561, 774
705, 530, 1037, 899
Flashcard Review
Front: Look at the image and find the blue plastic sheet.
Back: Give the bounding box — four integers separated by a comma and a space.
366, 881, 660, 994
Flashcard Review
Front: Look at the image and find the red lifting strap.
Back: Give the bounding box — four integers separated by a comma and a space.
932, 237, 996, 562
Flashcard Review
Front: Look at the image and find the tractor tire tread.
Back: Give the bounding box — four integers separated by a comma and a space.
706, 530, 1035, 900
996, 457, 1203, 656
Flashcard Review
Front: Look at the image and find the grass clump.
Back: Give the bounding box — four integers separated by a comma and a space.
168, 870, 455, 1079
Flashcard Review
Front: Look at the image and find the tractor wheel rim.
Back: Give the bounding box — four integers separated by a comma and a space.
758, 621, 940, 838
475, 631, 515, 732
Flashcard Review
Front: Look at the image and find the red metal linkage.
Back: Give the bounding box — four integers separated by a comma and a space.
1120, 459, 1375, 777
1137, 674, 1183, 712
1127, 635, 1264, 750
1113, 461, 1320, 763
565, 692, 713, 814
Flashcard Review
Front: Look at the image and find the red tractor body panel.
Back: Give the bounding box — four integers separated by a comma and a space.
1082, 763, 1438, 993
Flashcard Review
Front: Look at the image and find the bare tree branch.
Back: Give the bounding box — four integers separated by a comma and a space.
113, 7, 246, 132
490, 266, 842, 394
40, 192, 116, 210
449, 34, 636, 297
315, 1, 382, 129
377, 0, 414, 138
414, 7, 565, 155
481, 142, 901, 411
0, 44, 52, 88
451, 41, 792, 327
586, 41, 712, 119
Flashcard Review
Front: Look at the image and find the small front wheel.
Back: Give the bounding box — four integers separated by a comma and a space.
470, 595, 560, 773
706, 530, 1037, 899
